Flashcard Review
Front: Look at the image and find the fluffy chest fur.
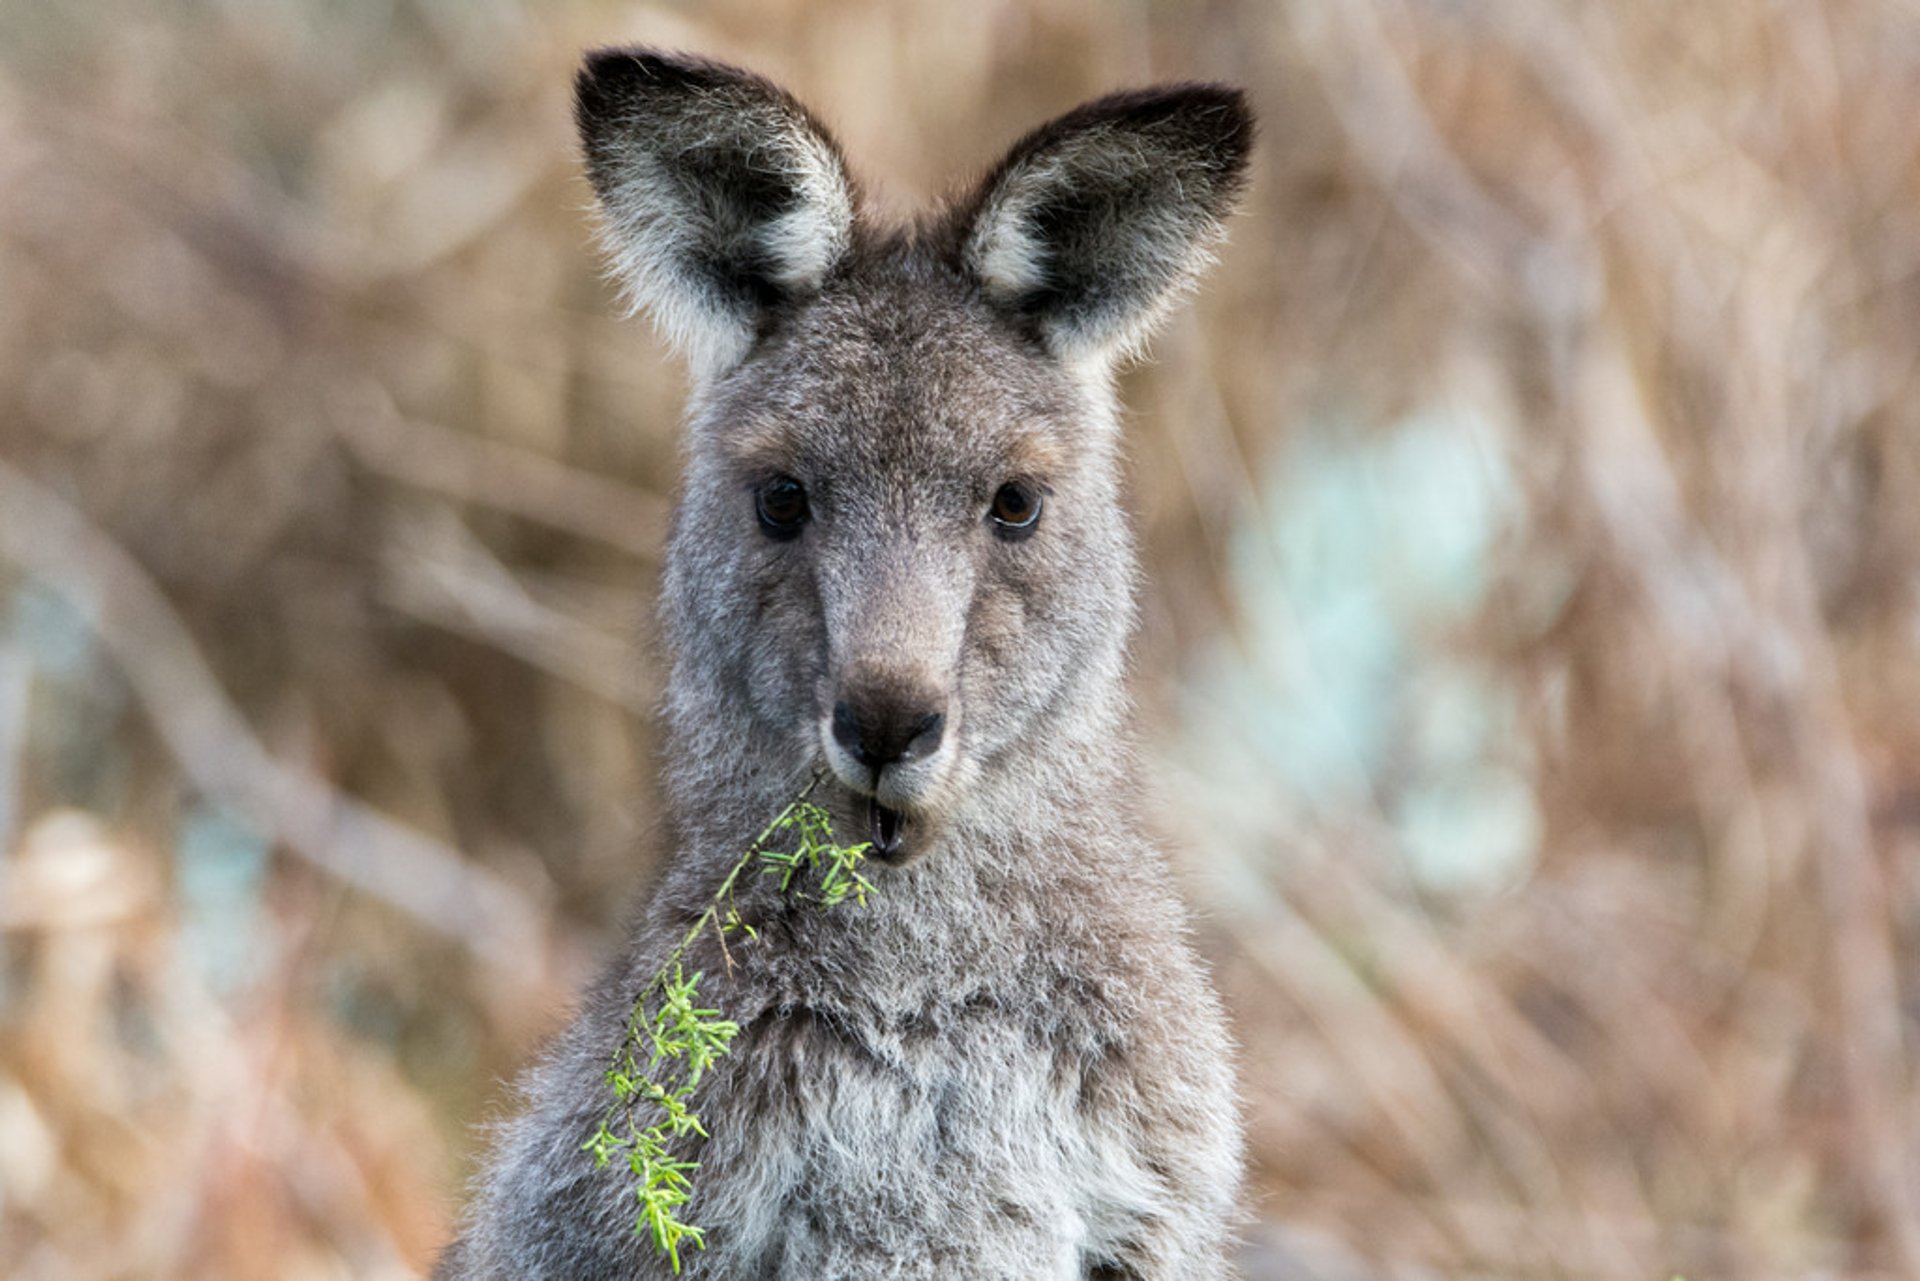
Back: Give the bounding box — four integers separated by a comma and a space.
688, 972, 1164, 1277
617, 836, 1189, 1279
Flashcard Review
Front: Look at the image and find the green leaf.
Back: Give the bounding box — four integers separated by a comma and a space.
591, 774, 877, 1265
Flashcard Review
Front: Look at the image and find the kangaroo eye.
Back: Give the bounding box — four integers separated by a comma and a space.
755, 476, 810, 539
988, 481, 1043, 538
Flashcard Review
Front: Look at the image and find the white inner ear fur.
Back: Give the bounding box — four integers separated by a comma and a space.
595, 110, 854, 383
760, 128, 854, 290
968, 178, 1051, 304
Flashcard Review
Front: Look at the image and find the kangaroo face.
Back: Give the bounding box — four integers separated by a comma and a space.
672, 271, 1133, 860
576, 49, 1251, 862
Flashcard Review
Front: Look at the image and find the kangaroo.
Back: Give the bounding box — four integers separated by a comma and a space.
438, 48, 1253, 1280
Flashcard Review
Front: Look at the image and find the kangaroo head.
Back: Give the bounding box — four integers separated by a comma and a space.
576, 49, 1251, 863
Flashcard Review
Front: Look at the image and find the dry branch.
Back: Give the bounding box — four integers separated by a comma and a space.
0, 458, 549, 974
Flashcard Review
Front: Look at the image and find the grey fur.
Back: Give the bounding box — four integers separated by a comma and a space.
439, 48, 1253, 1281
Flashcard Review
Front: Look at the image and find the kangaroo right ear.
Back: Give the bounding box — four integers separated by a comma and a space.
575, 48, 857, 378
957, 85, 1253, 370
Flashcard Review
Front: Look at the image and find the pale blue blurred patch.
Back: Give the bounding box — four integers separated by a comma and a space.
10, 582, 97, 681
5, 580, 275, 996
174, 803, 272, 993
0, 640, 26, 858
1171, 404, 1540, 893
5, 582, 131, 815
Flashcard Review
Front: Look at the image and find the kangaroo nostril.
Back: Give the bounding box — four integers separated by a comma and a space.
901, 711, 944, 762
831, 701, 863, 756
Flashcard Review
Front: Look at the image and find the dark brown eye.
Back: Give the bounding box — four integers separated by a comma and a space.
755, 476, 809, 539
988, 481, 1043, 538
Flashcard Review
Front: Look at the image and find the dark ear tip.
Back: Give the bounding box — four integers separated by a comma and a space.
577, 45, 663, 92
576, 45, 710, 83
986, 81, 1256, 205
574, 46, 657, 127
1123, 82, 1257, 176
574, 46, 757, 124
1197, 84, 1257, 159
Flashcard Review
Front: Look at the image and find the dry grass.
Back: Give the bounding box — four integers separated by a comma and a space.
1, 2, 1917, 1277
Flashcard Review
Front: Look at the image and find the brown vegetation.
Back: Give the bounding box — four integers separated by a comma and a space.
2, 2, 1917, 1277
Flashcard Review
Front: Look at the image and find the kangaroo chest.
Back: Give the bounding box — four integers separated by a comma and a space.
689, 992, 1153, 1280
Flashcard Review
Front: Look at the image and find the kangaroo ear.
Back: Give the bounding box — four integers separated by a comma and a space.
957, 85, 1253, 368
575, 48, 857, 377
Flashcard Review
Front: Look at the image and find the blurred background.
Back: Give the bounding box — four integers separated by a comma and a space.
3, 1, 1919, 1277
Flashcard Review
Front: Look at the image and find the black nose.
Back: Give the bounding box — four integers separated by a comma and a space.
832, 697, 945, 772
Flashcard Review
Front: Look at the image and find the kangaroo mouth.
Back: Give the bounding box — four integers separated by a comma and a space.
867, 796, 909, 863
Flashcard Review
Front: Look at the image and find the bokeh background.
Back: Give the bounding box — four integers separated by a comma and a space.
4, 1, 1919, 1277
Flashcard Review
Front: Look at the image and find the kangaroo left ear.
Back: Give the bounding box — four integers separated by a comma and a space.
955, 85, 1254, 369
575, 48, 858, 380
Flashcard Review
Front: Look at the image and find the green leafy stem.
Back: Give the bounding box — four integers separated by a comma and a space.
583, 772, 875, 1272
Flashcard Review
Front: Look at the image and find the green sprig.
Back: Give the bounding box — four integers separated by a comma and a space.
585, 773, 874, 1272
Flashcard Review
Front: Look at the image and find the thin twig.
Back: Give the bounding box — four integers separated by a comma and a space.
380, 505, 654, 713
329, 379, 669, 560
0, 458, 548, 973
626, 771, 826, 1017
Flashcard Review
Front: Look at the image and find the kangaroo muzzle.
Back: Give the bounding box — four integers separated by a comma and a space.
824, 669, 951, 860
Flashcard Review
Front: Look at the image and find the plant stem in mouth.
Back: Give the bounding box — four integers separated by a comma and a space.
627, 771, 827, 1013
590, 769, 874, 1270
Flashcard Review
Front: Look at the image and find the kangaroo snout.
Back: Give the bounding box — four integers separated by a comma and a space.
823, 670, 952, 862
